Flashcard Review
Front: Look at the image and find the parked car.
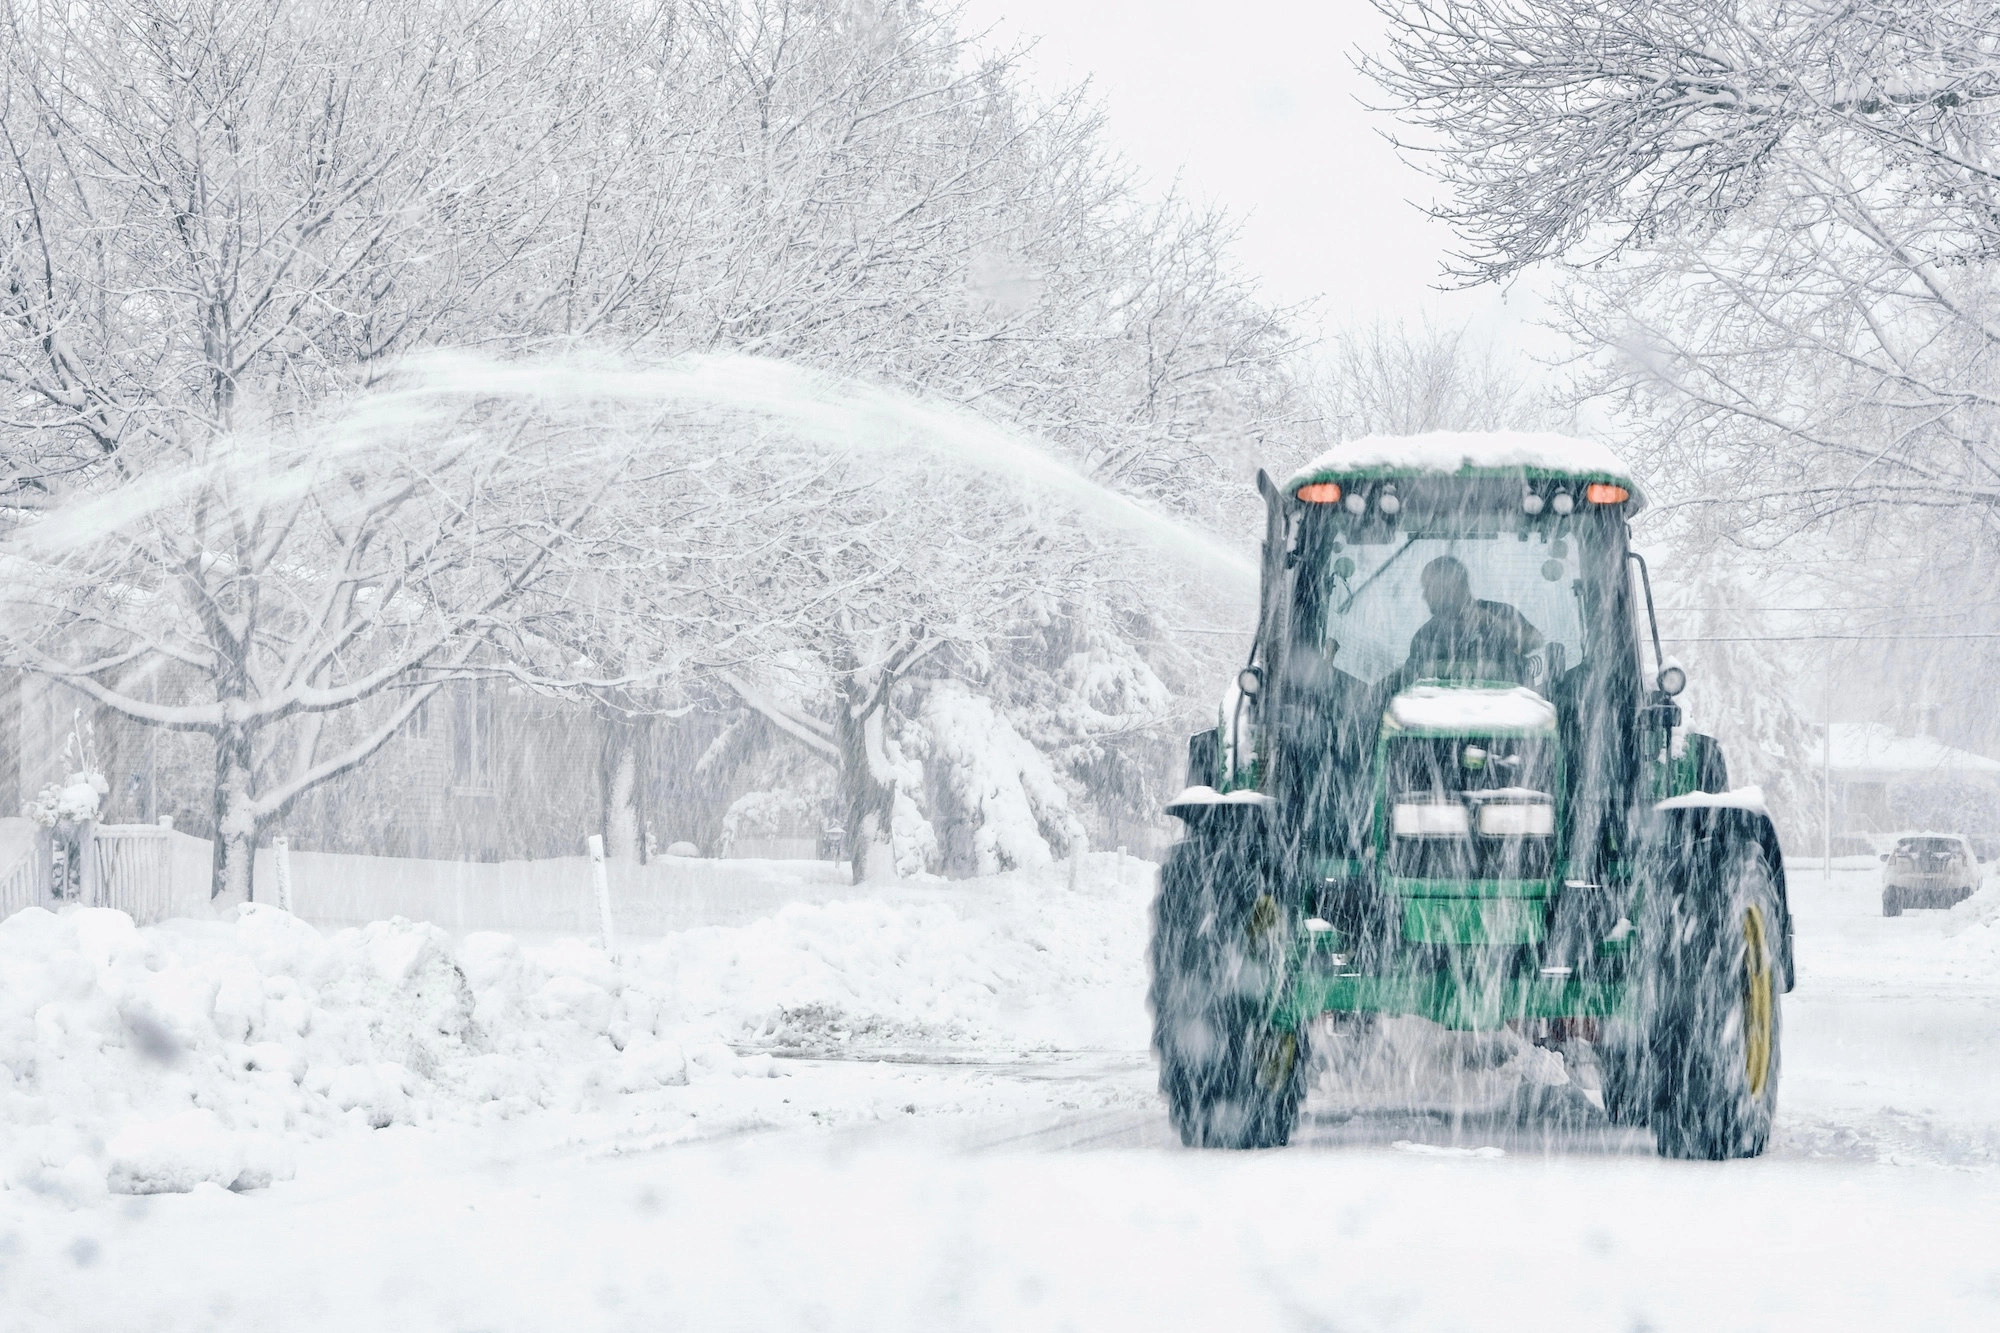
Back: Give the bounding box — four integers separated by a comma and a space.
1881, 834, 1983, 916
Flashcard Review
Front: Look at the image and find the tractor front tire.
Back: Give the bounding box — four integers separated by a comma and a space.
1646, 843, 1783, 1160
1149, 831, 1306, 1149
1594, 1028, 1652, 1128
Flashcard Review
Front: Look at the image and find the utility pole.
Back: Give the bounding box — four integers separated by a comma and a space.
1823, 651, 1832, 875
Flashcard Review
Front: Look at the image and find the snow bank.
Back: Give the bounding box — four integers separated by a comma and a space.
1387, 684, 1557, 734
0, 905, 762, 1203
642, 871, 1145, 1053
0, 861, 1149, 1204
1942, 886, 2000, 974
1286, 430, 1635, 490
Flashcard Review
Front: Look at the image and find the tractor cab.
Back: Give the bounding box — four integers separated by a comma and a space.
1269, 468, 1644, 909
1153, 433, 1792, 1158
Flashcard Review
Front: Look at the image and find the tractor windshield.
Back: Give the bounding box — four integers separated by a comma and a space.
1286, 479, 1626, 696
1303, 532, 1586, 688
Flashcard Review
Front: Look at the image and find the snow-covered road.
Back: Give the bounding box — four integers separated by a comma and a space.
7, 861, 2000, 1331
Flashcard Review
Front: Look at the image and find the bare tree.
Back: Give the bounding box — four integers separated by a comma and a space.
0, 387, 667, 898
1309, 316, 1556, 444
1366, 0, 2000, 531
0, 0, 1306, 891
700, 435, 1110, 881
544, 0, 1305, 874
0, 0, 691, 896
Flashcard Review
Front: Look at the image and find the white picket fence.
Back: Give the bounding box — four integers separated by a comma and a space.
0, 818, 211, 926
0, 815, 857, 935
0, 826, 45, 920
91, 822, 180, 923
256, 847, 853, 936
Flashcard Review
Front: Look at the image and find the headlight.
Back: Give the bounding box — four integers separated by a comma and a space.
1476, 802, 1555, 837
1393, 802, 1470, 837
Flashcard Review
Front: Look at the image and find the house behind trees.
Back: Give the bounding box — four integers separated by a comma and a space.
0, 673, 753, 864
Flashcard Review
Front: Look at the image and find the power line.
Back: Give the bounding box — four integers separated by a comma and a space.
1658, 603, 2000, 614
1662, 632, 2000, 643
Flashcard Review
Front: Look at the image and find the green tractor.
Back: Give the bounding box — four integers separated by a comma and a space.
1151, 433, 1792, 1159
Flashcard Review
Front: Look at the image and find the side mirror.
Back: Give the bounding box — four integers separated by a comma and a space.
1658, 665, 1687, 696
1878, 853, 1889, 863
1644, 693, 1683, 732
1186, 728, 1221, 789
1237, 666, 1264, 698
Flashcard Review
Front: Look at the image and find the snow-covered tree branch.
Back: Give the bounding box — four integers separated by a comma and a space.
1370, 0, 2000, 534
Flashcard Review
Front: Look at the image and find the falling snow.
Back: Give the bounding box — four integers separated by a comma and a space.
6, 1, 2000, 1328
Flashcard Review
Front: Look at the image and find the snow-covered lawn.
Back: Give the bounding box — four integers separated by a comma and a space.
5, 856, 2000, 1330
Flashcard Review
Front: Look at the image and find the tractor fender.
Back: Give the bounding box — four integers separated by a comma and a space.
1161, 791, 1279, 914
1165, 787, 1275, 823
1643, 801, 1795, 991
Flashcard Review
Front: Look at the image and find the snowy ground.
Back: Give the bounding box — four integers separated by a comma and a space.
5, 856, 2000, 1330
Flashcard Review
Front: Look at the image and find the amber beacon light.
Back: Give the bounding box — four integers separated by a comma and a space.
1296, 482, 1342, 504
1584, 483, 1630, 505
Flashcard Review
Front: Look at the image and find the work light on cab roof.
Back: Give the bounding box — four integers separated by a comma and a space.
1149, 429, 1792, 1163
1287, 430, 1644, 515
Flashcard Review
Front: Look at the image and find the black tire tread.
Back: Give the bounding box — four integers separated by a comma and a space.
1646, 841, 1783, 1160
1149, 831, 1306, 1149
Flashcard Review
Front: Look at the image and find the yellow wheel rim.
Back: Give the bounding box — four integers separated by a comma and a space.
1246, 895, 1296, 1093
1257, 1031, 1298, 1092
1249, 893, 1280, 941
1742, 905, 1774, 1099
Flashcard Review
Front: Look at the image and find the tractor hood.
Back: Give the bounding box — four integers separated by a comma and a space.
1374, 683, 1566, 919
1285, 430, 1644, 514
1382, 683, 1558, 738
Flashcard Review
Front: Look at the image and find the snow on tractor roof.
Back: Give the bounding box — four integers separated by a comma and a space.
1287, 431, 1639, 497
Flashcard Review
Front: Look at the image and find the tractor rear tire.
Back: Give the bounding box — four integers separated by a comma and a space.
1646, 843, 1783, 1160
1149, 831, 1306, 1149
1882, 891, 1902, 918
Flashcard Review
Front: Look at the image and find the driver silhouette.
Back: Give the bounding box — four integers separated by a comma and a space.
1405, 556, 1544, 680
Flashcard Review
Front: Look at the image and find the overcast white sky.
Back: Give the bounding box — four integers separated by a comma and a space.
958, 0, 1542, 343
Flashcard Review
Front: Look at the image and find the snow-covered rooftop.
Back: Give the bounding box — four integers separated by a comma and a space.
1287, 431, 1638, 498
1825, 723, 2000, 776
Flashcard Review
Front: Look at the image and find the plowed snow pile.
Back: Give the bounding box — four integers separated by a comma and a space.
1943, 883, 2000, 971
0, 865, 1149, 1203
